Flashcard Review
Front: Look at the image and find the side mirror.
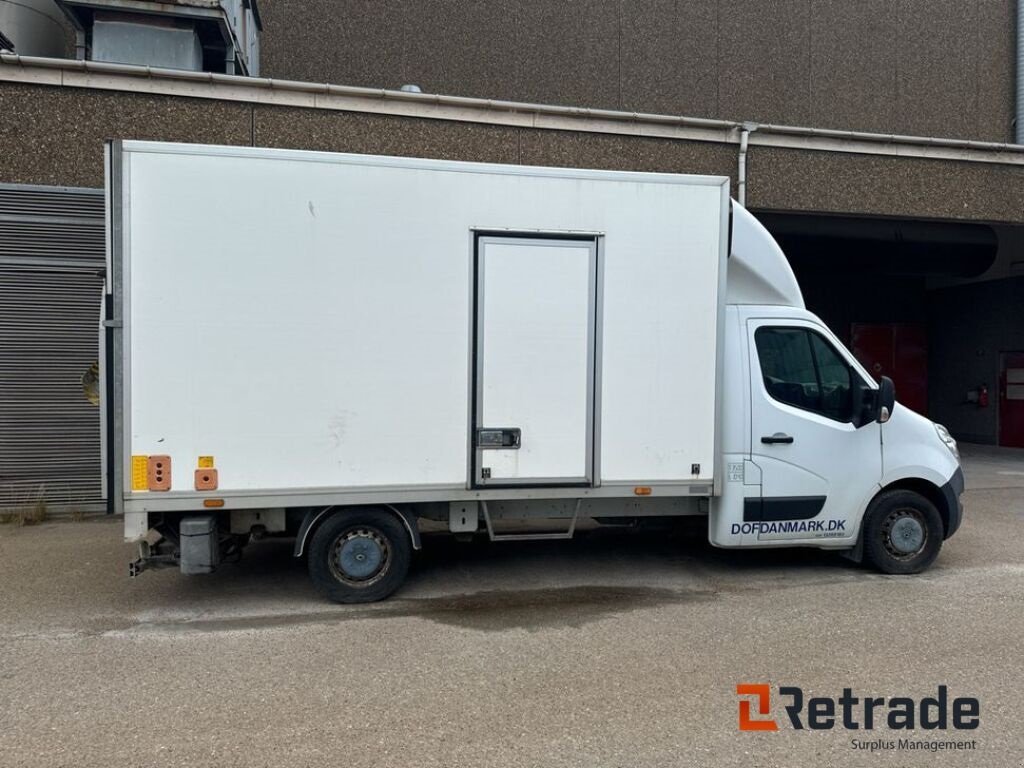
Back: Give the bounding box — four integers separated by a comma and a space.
876, 376, 895, 423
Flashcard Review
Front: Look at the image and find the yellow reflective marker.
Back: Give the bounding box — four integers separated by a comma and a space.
131, 456, 149, 491
198, 456, 215, 468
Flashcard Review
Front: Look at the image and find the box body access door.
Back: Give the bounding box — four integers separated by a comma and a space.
474, 236, 597, 486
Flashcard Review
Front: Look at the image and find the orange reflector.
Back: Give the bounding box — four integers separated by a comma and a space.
634, 486, 652, 496
203, 498, 225, 508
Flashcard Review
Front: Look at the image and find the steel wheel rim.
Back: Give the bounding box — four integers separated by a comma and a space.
329, 527, 391, 586
881, 508, 927, 559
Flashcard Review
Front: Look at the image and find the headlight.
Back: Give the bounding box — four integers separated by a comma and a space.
935, 423, 959, 461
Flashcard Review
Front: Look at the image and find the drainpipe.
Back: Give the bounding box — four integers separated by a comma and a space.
1018, 0, 1024, 143
737, 122, 758, 206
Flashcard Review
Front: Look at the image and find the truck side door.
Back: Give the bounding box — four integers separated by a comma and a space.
745, 318, 881, 544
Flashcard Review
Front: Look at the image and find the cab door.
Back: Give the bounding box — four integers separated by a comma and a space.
744, 318, 881, 544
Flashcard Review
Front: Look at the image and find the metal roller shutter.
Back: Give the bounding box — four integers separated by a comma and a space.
0, 184, 105, 514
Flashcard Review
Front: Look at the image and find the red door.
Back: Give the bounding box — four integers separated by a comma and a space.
999, 352, 1024, 448
850, 323, 928, 415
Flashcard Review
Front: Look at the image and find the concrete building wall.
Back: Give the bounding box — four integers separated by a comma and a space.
258, 0, 1016, 142
0, 84, 253, 188
4, 81, 1024, 227
748, 147, 1024, 223
0, 81, 741, 191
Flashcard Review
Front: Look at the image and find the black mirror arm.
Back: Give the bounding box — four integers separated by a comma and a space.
876, 376, 896, 423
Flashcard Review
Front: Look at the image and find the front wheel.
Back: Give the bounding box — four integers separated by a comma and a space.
308, 509, 412, 603
862, 490, 943, 575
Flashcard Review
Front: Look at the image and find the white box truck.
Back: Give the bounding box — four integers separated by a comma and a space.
104, 141, 964, 602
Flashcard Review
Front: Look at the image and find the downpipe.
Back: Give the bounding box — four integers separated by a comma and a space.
737, 122, 758, 206
1018, 0, 1024, 143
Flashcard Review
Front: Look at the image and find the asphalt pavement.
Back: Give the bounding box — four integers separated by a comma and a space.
1, 445, 1022, 768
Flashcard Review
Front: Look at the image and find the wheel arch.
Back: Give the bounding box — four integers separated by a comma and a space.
845, 475, 957, 564
875, 477, 955, 538
293, 504, 421, 558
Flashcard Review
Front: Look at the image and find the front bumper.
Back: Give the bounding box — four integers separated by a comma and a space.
940, 466, 965, 539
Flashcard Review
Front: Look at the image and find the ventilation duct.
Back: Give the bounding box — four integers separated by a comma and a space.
0, 0, 67, 57
0, 185, 106, 514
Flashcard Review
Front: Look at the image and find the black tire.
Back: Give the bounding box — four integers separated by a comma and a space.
862, 490, 943, 575
307, 508, 411, 603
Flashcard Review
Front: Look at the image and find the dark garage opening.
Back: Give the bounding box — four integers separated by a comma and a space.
754, 211, 1011, 443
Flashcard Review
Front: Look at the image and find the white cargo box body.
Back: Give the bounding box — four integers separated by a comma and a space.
108, 142, 729, 512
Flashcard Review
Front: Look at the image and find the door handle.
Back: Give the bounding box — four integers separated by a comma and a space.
477, 428, 521, 448
761, 433, 794, 445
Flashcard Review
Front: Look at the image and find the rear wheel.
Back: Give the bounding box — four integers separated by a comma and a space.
308, 509, 411, 603
862, 490, 943, 574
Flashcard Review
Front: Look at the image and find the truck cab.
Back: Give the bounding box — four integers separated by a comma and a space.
712, 204, 964, 573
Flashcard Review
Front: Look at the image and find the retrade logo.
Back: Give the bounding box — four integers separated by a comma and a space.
736, 684, 980, 732
736, 684, 779, 731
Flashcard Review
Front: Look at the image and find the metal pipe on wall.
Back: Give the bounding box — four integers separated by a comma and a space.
737, 123, 757, 206
1018, 0, 1024, 143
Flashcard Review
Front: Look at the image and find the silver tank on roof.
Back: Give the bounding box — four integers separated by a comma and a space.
0, 0, 67, 56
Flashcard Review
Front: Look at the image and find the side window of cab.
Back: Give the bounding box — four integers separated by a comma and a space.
755, 327, 853, 423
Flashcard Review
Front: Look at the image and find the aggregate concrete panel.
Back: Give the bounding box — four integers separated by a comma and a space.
619, 0, 718, 118
4, 80, 1024, 226
397, 1, 519, 99
512, 0, 621, 110
258, 0, 409, 89
518, 130, 737, 188
747, 145, 1024, 224
809, 0, 898, 134
972, 0, 1016, 142
256, 0, 1016, 142
253, 104, 521, 163
717, 0, 812, 125
895, 0, 977, 140
0, 82, 252, 188
261, 0, 521, 99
